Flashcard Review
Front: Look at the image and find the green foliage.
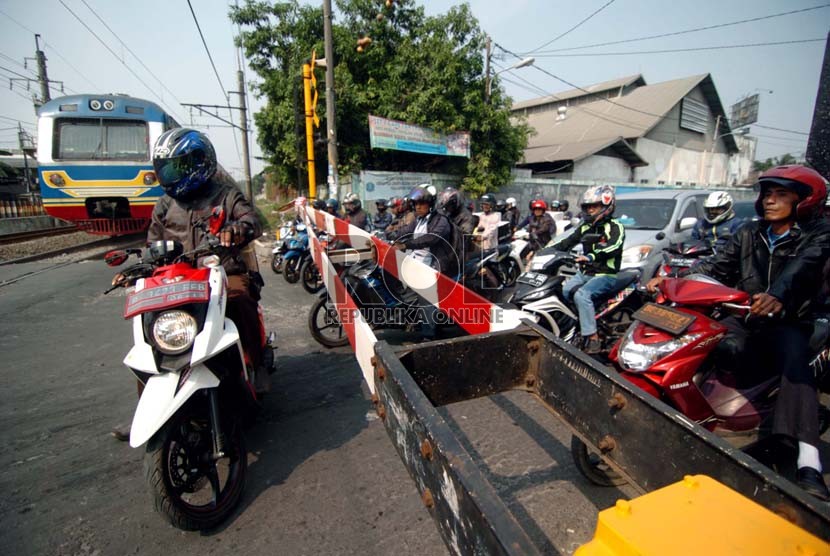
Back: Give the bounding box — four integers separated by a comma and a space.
752, 153, 798, 173
229, 0, 528, 196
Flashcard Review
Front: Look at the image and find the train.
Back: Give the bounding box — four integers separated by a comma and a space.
36, 94, 179, 235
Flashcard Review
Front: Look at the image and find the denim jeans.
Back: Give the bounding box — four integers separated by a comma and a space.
561, 272, 619, 337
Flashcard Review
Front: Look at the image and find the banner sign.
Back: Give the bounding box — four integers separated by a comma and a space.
368, 115, 470, 158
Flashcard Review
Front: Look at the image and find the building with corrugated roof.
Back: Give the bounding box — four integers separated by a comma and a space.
511, 73, 757, 186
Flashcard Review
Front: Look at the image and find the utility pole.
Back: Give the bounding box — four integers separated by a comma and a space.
236, 70, 253, 200
322, 0, 339, 199
807, 31, 829, 179
484, 35, 492, 103
17, 124, 32, 194
35, 34, 50, 104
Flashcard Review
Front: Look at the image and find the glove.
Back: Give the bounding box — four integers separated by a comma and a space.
220, 222, 252, 247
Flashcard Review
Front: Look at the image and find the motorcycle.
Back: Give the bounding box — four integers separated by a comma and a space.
104, 208, 275, 530
508, 247, 643, 353
572, 274, 830, 487
653, 239, 714, 279
270, 222, 294, 274
283, 224, 310, 284
299, 231, 329, 294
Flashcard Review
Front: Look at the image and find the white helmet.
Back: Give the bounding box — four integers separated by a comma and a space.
703, 191, 734, 224
580, 185, 615, 223
506, 197, 516, 209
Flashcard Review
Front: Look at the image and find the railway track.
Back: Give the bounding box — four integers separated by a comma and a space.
0, 226, 79, 246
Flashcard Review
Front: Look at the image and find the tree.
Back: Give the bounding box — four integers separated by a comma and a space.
752, 153, 798, 173
230, 0, 528, 196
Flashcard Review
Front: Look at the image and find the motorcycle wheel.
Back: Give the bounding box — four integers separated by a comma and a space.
283, 257, 301, 284
570, 435, 626, 487
300, 259, 324, 294
271, 253, 283, 274
308, 296, 350, 348
144, 402, 247, 531
504, 260, 521, 287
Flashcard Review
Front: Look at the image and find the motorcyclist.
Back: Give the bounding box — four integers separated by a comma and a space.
474, 193, 502, 250
504, 197, 520, 231
112, 128, 264, 439
526, 199, 556, 254
647, 165, 830, 500
551, 185, 625, 355
325, 198, 341, 218
558, 199, 573, 220
495, 198, 507, 220
438, 186, 479, 263
387, 196, 416, 240
372, 198, 393, 232
391, 184, 456, 339
692, 191, 743, 252
343, 192, 371, 231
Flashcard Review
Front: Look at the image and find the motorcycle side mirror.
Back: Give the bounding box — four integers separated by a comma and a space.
104, 250, 129, 267
208, 206, 226, 236
655, 232, 666, 240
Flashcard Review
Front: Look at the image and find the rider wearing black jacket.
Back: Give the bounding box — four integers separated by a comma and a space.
649, 165, 830, 500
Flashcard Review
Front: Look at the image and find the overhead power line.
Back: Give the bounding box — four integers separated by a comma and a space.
56, 0, 186, 121
187, 0, 228, 102
532, 39, 825, 58
754, 124, 809, 136
526, 0, 617, 54
526, 4, 830, 55
78, 0, 185, 108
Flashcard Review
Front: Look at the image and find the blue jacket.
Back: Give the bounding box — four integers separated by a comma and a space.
691, 216, 743, 253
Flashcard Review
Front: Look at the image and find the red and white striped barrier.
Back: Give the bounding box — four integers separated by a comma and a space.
299, 202, 528, 394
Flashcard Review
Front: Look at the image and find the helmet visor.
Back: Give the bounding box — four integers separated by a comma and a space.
154, 151, 200, 187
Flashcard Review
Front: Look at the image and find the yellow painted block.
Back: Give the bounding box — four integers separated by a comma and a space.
576, 475, 829, 556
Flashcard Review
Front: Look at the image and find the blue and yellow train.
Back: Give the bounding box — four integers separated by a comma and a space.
36, 94, 179, 235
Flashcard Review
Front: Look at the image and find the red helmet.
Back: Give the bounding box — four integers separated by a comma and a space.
530, 199, 547, 211
754, 165, 828, 221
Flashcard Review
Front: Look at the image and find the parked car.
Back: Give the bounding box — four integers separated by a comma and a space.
613, 189, 710, 281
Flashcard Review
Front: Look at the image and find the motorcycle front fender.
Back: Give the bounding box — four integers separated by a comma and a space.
129, 365, 219, 448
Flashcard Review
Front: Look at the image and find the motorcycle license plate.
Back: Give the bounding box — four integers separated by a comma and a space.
517, 272, 546, 287
633, 303, 696, 335
669, 257, 696, 267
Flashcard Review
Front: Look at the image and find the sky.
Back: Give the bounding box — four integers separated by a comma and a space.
0, 0, 827, 181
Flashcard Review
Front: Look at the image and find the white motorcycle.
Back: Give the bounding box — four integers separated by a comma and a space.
104, 209, 273, 531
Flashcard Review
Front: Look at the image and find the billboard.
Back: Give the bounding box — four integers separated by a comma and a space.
368, 115, 470, 158
730, 94, 760, 129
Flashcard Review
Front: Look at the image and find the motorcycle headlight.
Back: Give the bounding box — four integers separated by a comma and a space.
622, 245, 652, 265
151, 310, 198, 354
521, 288, 552, 302
618, 328, 701, 372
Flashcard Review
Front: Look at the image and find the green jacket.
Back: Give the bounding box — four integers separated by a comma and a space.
552, 217, 625, 275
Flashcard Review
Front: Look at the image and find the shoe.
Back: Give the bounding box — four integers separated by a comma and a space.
583, 337, 602, 355
111, 423, 130, 442
797, 467, 830, 501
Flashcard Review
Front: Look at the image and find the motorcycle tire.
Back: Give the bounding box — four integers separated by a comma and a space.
504, 260, 521, 287
570, 435, 626, 487
308, 296, 350, 348
144, 402, 247, 531
300, 259, 324, 294
283, 257, 301, 284
271, 253, 283, 274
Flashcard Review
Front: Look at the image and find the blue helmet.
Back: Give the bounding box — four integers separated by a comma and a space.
152, 128, 217, 201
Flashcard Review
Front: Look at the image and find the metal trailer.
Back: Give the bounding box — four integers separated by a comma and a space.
368, 323, 830, 554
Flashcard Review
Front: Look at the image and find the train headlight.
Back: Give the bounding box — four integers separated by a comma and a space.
143, 172, 157, 185
102, 99, 114, 110
89, 99, 102, 110
48, 173, 65, 186
151, 310, 198, 354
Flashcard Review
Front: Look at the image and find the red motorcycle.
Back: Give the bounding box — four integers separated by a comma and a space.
572, 275, 830, 486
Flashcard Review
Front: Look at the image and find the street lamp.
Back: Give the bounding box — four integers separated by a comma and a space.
486, 57, 535, 102
707, 127, 750, 186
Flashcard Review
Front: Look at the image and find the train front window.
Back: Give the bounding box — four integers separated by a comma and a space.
54, 118, 148, 161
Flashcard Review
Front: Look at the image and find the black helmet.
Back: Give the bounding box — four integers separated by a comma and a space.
312, 199, 326, 210
438, 187, 462, 215
560, 199, 569, 211
343, 192, 361, 215
375, 198, 388, 210
409, 183, 437, 208
479, 193, 496, 211
152, 128, 217, 201
495, 199, 507, 212
325, 198, 339, 212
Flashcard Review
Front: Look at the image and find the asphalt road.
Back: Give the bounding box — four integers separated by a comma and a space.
0, 246, 642, 556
